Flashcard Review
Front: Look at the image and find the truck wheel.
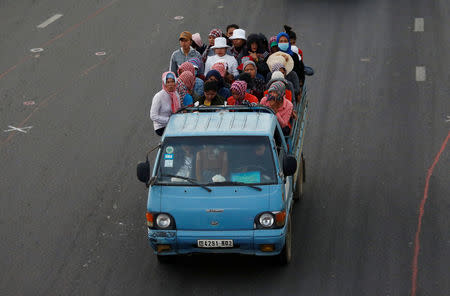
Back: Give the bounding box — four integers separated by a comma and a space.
293, 156, 304, 202
157, 254, 176, 264
278, 216, 292, 265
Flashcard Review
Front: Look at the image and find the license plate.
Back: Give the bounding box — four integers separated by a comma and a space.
197, 239, 234, 248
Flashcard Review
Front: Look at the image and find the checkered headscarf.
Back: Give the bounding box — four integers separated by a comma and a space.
209, 28, 223, 38
230, 80, 247, 100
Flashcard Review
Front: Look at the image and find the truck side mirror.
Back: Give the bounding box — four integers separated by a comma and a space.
283, 155, 297, 177
137, 160, 150, 184
304, 66, 314, 76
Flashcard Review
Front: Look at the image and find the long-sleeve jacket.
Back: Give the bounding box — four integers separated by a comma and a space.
150, 89, 179, 130
260, 96, 293, 128
169, 47, 201, 74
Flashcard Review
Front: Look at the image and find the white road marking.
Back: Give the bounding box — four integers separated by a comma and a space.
30, 48, 44, 53
416, 66, 426, 81
37, 14, 63, 28
414, 18, 424, 32
23, 100, 35, 106
360, 58, 371, 62
3, 125, 33, 133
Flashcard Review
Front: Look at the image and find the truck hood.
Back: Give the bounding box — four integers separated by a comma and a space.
156, 185, 277, 231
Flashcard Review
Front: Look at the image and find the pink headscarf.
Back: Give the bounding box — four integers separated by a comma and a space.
162, 71, 180, 113
178, 71, 195, 91
211, 62, 226, 77
230, 80, 247, 101
176, 71, 195, 105
177, 62, 195, 76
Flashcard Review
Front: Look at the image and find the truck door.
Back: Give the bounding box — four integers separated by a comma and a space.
273, 126, 292, 203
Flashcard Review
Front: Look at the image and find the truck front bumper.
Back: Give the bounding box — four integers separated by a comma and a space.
148, 228, 286, 256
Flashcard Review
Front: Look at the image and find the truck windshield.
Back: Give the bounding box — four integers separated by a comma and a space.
156, 136, 277, 186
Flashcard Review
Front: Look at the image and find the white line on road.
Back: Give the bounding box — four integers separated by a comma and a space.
416, 66, 426, 81
37, 14, 63, 28
3, 125, 33, 133
414, 18, 424, 32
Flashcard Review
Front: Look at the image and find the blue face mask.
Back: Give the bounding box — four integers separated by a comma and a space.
278, 42, 289, 51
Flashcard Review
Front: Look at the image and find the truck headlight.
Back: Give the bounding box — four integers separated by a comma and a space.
255, 211, 286, 229
259, 213, 274, 228
156, 214, 172, 229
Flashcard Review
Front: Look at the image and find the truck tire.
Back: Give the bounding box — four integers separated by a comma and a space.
293, 156, 304, 202
278, 216, 292, 265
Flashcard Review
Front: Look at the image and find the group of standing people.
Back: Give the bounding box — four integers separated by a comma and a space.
150, 24, 306, 136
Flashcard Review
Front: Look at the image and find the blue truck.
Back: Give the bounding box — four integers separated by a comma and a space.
137, 94, 308, 264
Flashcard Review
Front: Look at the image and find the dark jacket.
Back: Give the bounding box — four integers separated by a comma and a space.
195, 94, 225, 106
290, 52, 305, 86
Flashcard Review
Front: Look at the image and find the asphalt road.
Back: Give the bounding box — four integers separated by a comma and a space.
1, 0, 449, 295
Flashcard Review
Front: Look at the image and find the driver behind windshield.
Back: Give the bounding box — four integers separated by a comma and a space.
230, 143, 274, 183
195, 145, 228, 183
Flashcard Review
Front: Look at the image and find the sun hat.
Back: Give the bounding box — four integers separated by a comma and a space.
210, 37, 230, 49
191, 33, 203, 47
229, 28, 246, 40
266, 52, 294, 74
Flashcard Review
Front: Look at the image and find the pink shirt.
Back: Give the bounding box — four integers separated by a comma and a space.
260, 96, 293, 128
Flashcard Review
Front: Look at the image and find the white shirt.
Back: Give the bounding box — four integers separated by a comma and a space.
204, 54, 239, 76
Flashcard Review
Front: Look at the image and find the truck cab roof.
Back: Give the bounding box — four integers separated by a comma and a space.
163, 107, 278, 138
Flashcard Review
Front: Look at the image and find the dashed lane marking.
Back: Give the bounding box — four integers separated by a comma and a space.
416, 66, 426, 81
0, 0, 118, 82
414, 18, 424, 32
37, 14, 63, 28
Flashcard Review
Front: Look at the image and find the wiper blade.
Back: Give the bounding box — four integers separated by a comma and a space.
208, 181, 262, 191
159, 174, 212, 192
